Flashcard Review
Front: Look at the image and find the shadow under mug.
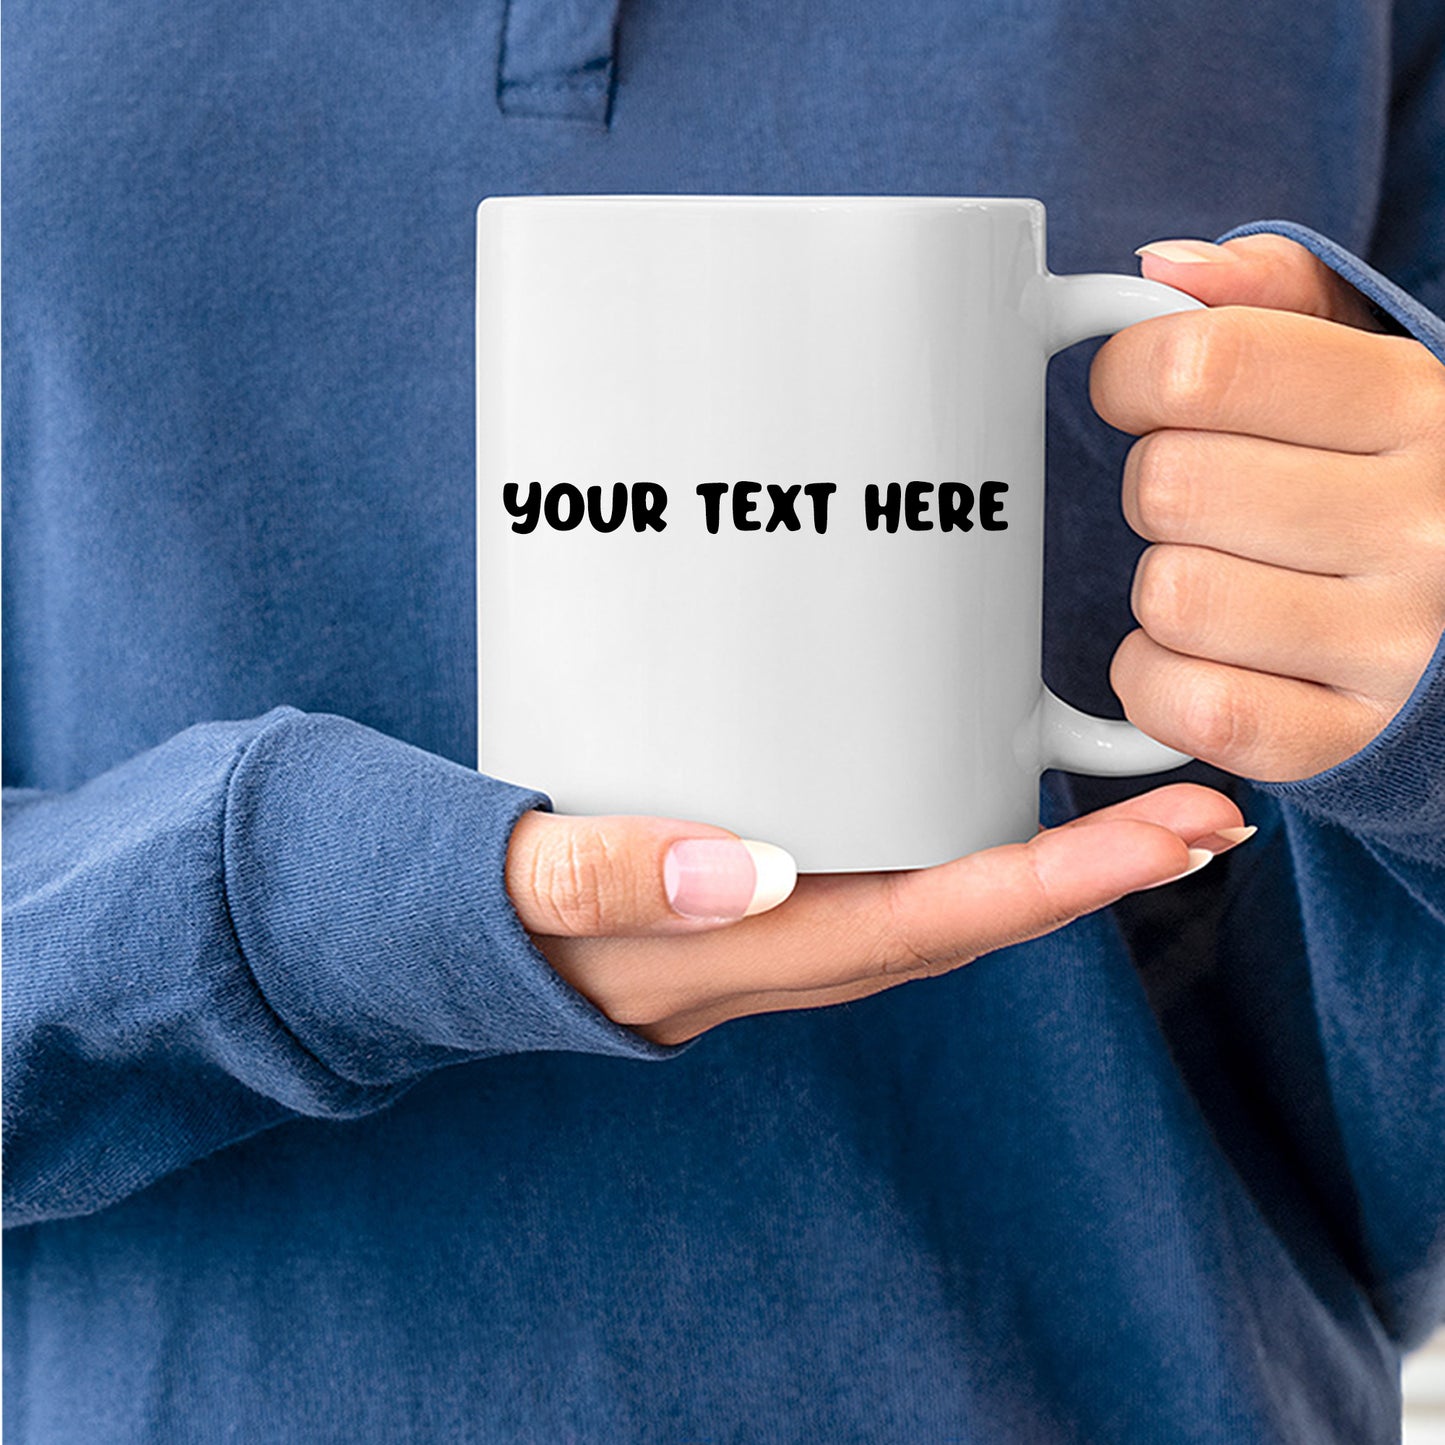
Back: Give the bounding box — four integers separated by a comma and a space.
477, 196, 1195, 871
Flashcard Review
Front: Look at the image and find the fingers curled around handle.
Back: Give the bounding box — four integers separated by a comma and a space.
504, 810, 798, 939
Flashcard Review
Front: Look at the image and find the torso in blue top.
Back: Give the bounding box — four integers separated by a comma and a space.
5, 2, 1445, 1440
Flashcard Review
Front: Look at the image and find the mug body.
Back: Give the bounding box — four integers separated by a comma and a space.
477, 196, 1051, 871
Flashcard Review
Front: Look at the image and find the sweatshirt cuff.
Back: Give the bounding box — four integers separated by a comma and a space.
1249, 628, 1445, 865
1215, 221, 1445, 863
223, 707, 679, 1088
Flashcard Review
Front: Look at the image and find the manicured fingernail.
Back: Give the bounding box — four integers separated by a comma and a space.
1135, 239, 1234, 264
1143, 847, 1215, 890
1188, 823, 1259, 854
664, 838, 798, 921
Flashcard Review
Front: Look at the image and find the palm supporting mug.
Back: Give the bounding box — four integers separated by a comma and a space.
476, 196, 1195, 871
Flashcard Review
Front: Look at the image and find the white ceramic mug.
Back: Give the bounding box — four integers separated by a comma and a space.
476, 196, 1196, 871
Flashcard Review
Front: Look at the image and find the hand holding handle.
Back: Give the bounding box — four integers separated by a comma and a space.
1026, 271, 1203, 776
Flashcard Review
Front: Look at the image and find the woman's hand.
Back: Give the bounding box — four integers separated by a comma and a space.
1093, 234, 1445, 781
506, 786, 1251, 1044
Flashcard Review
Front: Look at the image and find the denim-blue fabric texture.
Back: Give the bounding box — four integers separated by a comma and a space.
4, 1, 1444, 1439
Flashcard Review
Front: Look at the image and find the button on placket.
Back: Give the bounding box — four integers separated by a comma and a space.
496, 0, 623, 125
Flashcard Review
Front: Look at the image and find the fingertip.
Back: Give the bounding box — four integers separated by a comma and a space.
663, 835, 797, 922
1137, 233, 1373, 327
1053, 777, 1245, 846
1030, 816, 1197, 908
1136, 238, 1235, 269
1139, 846, 1216, 890
509, 812, 757, 937
1134, 237, 1243, 309
1183, 823, 1258, 856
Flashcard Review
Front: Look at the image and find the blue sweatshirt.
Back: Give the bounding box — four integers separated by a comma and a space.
4, 1, 1444, 1440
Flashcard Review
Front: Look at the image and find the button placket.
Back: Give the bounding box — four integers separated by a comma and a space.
496, 0, 623, 125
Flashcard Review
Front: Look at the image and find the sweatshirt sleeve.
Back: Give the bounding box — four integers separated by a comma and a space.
1205, 211, 1445, 1345
2, 706, 676, 1229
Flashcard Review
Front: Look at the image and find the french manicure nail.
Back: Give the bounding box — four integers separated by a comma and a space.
1135, 239, 1234, 264
1186, 823, 1259, 854
1143, 846, 1215, 890
664, 838, 798, 921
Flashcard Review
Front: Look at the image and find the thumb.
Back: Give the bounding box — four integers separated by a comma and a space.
504, 810, 798, 937
1135, 233, 1382, 330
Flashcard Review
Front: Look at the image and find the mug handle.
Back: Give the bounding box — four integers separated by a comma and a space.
1022, 271, 1205, 776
